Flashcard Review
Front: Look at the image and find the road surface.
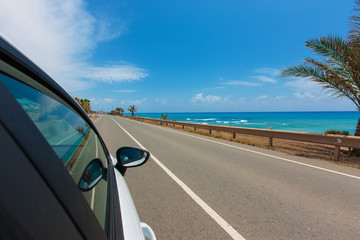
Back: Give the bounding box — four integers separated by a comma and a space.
95, 115, 360, 240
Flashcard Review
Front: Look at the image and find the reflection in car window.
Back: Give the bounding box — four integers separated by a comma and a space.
0, 73, 108, 229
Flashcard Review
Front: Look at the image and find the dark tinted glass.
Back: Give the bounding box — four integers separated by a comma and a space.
1, 73, 108, 229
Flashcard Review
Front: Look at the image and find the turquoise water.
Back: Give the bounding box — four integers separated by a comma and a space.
126, 112, 360, 134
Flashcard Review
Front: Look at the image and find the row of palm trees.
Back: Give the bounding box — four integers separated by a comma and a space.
74, 97, 91, 114
111, 105, 138, 116
74, 97, 137, 117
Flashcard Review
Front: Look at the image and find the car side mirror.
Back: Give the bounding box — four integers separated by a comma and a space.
116, 146, 150, 168
78, 158, 105, 191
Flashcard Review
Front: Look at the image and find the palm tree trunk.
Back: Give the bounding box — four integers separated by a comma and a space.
352, 118, 360, 156
355, 118, 360, 136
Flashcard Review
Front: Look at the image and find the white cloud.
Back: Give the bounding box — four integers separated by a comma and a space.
221, 81, 261, 87
95, 19, 125, 42
0, 0, 143, 92
254, 68, 281, 77
155, 98, 168, 104
276, 96, 285, 100
286, 78, 329, 100
191, 93, 221, 103
135, 98, 147, 104
238, 97, 246, 103
251, 75, 277, 84
285, 78, 321, 93
294, 92, 316, 99
88, 97, 114, 112
86, 65, 148, 83
119, 98, 147, 106
0, 0, 95, 91
256, 95, 268, 100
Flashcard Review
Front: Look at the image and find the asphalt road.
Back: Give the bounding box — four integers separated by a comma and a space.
95, 115, 360, 240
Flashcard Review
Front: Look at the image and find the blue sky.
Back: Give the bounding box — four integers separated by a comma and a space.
0, 0, 357, 113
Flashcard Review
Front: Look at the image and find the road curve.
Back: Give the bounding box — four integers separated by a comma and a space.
95, 115, 360, 240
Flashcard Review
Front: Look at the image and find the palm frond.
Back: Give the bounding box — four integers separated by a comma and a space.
305, 36, 354, 76
281, 63, 360, 110
304, 58, 359, 96
349, 0, 360, 45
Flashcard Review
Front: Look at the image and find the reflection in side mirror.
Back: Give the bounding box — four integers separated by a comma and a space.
78, 158, 105, 191
141, 222, 157, 240
116, 146, 150, 168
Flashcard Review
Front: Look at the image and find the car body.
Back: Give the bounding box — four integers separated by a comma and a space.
0, 36, 156, 240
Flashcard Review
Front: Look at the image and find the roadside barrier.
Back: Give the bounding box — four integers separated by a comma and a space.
123, 116, 360, 161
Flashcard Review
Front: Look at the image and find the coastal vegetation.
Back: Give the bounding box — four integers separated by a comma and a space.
74, 97, 91, 114
109, 106, 138, 116
110, 107, 124, 116
324, 130, 350, 136
161, 114, 168, 120
281, 0, 360, 155
128, 105, 137, 116
115, 107, 124, 116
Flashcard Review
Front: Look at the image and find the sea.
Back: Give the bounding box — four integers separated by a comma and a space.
127, 112, 360, 134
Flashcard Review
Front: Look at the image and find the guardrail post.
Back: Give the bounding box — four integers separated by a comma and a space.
182, 125, 185, 129
233, 132, 236, 139
209, 129, 212, 135
194, 127, 196, 131
334, 146, 340, 161
269, 137, 273, 147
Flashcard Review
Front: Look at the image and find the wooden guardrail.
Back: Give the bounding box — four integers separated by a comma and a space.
124, 116, 360, 161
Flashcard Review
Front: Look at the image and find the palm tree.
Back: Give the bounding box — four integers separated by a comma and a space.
74, 97, 91, 114
161, 114, 168, 120
119, 107, 124, 116
128, 105, 137, 116
281, 1, 360, 143
114, 107, 124, 116
82, 99, 91, 114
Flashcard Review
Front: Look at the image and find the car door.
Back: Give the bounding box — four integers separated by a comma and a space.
0, 38, 123, 239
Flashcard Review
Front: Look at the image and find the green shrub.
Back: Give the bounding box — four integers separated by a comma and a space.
324, 130, 349, 135
161, 114, 168, 120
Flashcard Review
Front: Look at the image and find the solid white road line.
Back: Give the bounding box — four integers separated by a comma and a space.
91, 132, 99, 210
55, 132, 77, 145
92, 116, 102, 123
129, 118, 360, 181
95, 133, 99, 158
91, 187, 96, 210
110, 117, 246, 240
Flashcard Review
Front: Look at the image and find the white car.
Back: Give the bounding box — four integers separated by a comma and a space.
0, 36, 156, 240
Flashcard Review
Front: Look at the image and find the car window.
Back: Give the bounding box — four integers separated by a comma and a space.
0, 73, 108, 229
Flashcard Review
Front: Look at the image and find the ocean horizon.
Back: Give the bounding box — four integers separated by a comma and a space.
125, 111, 360, 134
